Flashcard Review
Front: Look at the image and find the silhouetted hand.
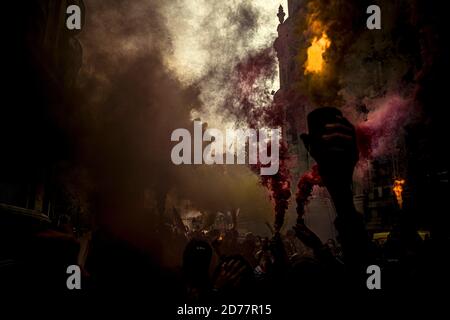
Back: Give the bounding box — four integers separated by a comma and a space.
301, 107, 358, 196
301, 108, 368, 273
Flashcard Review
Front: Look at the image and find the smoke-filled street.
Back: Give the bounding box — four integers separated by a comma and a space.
1, 0, 449, 316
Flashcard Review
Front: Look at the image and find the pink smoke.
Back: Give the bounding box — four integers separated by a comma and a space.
356, 94, 411, 159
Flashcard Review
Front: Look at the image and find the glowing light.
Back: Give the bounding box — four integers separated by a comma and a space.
393, 179, 405, 209
305, 32, 331, 74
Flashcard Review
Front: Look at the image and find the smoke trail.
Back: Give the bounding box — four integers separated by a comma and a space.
295, 164, 322, 222
222, 48, 292, 232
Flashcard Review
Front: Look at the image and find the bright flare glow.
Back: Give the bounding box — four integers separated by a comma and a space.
305, 32, 331, 74
393, 179, 405, 209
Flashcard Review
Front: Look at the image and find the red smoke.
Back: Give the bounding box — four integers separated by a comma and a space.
255, 142, 291, 233
295, 164, 322, 223
228, 48, 292, 232
227, 48, 281, 127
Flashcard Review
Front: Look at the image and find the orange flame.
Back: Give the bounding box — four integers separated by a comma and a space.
305, 32, 331, 74
393, 179, 405, 209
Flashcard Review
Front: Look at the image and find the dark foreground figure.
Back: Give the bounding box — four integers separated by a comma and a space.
2, 108, 448, 317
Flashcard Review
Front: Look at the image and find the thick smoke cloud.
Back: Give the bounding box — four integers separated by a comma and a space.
162, 0, 283, 129
67, 0, 448, 245
70, 0, 277, 244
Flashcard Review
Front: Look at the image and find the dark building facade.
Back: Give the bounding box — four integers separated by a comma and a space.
273, 0, 413, 237
1, 1, 85, 238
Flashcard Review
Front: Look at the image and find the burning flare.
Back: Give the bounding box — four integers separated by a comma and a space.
305, 32, 331, 74
393, 179, 405, 209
